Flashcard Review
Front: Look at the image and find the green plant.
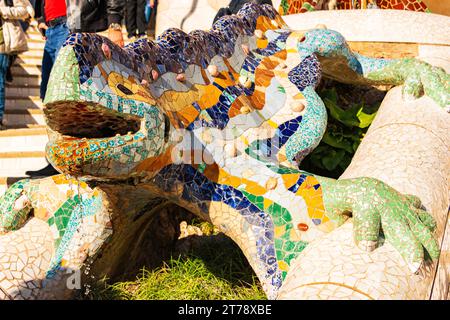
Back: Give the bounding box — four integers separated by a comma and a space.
88, 233, 266, 300
301, 87, 380, 178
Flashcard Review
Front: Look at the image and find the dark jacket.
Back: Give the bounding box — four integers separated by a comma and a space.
35, 0, 124, 32
213, 0, 273, 24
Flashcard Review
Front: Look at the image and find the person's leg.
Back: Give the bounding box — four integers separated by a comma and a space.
148, 0, 158, 38
0, 53, 10, 127
40, 26, 55, 100
51, 23, 70, 57
144, 0, 152, 24
6, 54, 16, 83
136, 0, 147, 36
31, 23, 69, 175
40, 23, 69, 100
125, 0, 138, 38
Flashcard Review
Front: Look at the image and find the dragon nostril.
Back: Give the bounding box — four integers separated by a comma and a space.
117, 84, 134, 95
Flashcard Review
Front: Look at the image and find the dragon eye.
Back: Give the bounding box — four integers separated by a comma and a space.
117, 83, 134, 95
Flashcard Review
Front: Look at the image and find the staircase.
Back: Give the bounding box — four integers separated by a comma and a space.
0, 23, 47, 196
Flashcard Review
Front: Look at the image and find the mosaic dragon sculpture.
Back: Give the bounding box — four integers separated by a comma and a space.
0, 3, 448, 299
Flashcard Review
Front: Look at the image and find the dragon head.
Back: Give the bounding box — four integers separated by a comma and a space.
43, 3, 285, 180
43, 33, 171, 180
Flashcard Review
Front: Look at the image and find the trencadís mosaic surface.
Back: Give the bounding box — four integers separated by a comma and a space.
0, 3, 448, 299
279, 0, 432, 15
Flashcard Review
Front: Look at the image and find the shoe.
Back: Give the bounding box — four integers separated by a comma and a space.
0, 118, 6, 130
25, 164, 59, 178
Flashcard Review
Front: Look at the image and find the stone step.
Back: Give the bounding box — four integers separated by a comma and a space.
6, 85, 40, 97
11, 64, 42, 76
14, 59, 42, 67
7, 74, 40, 87
16, 55, 42, 65
5, 124, 45, 129
5, 96, 43, 110
0, 129, 48, 152
20, 48, 44, 56
0, 127, 47, 137
25, 29, 44, 38
26, 41, 45, 51
26, 37, 45, 44
17, 50, 43, 58
27, 41, 45, 49
3, 108, 45, 127
0, 152, 47, 177
0, 179, 7, 196
25, 36, 45, 44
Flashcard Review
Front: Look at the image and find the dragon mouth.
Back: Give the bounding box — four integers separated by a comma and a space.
44, 101, 142, 140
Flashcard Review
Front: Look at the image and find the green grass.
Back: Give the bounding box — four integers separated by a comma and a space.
89, 232, 266, 300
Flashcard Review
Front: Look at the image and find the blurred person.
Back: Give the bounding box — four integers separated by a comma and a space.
125, 0, 148, 39
213, 0, 273, 23
0, 0, 34, 129
144, 0, 155, 25
65, 0, 125, 46
5, 0, 33, 84
35, 0, 70, 100
19, 0, 33, 30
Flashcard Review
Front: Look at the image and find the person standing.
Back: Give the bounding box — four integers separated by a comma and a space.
65, 0, 125, 46
125, 0, 147, 39
35, 0, 70, 100
144, 0, 155, 26
0, 0, 34, 129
